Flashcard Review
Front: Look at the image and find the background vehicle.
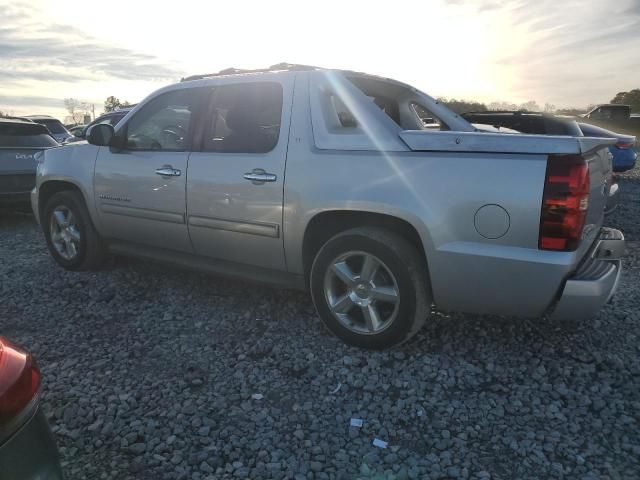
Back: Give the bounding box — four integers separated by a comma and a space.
579, 122, 637, 172
32, 65, 624, 349
66, 108, 132, 143
1, 118, 58, 206
581, 104, 640, 136
461, 110, 584, 136
0, 337, 64, 479
67, 125, 86, 137
460, 110, 623, 212
18, 116, 73, 143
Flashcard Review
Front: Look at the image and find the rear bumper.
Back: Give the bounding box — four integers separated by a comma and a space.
0, 173, 35, 202
0, 407, 64, 479
550, 227, 624, 320
31, 187, 40, 224
0, 192, 31, 204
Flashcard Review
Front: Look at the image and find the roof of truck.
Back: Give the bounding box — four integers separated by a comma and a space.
592, 104, 630, 108
181, 62, 322, 82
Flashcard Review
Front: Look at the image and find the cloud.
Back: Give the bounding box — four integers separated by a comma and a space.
0, 4, 183, 84
482, 0, 640, 106
0, 95, 68, 108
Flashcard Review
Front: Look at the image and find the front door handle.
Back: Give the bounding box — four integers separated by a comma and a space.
155, 166, 181, 177
243, 168, 277, 184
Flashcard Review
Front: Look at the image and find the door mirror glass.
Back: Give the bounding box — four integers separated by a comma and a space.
86, 123, 115, 146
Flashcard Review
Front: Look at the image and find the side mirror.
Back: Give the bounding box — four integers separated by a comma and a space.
86, 124, 115, 146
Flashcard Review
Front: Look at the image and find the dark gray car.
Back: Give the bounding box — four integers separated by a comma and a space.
0, 118, 58, 206
0, 337, 64, 479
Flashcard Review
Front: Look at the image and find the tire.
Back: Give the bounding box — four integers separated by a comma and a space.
310, 227, 431, 349
43, 190, 106, 271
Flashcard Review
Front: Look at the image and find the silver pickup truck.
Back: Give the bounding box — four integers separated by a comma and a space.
31, 64, 624, 349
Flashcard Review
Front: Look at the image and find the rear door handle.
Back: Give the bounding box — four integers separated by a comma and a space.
243, 168, 277, 184
155, 166, 181, 177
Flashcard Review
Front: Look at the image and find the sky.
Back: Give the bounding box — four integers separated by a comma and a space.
1, 0, 639, 120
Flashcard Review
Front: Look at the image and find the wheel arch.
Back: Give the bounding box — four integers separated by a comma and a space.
301, 210, 433, 292
39, 180, 88, 221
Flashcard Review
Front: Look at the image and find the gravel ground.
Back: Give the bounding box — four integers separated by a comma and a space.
1, 169, 639, 480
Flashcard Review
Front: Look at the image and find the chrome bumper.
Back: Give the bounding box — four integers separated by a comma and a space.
550, 227, 624, 320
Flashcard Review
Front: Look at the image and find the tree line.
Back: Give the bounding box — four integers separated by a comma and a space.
439, 89, 640, 115
2, 89, 639, 123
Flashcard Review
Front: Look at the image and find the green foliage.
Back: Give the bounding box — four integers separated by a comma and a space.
104, 96, 131, 113
438, 98, 488, 114
610, 89, 640, 112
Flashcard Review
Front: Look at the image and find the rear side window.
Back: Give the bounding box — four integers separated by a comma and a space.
346, 75, 448, 131
0, 124, 58, 147
126, 89, 200, 151
203, 82, 282, 153
411, 103, 445, 130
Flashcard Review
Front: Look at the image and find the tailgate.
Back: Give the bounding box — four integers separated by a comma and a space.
574, 137, 617, 260
398, 130, 617, 259
0, 148, 41, 193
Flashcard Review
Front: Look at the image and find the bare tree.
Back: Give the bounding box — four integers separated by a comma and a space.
64, 98, 91, 125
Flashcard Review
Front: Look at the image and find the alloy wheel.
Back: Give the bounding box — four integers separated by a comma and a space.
49, 206, 81, 260
323, 251, 400, 335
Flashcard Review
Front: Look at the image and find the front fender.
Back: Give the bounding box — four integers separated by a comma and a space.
36, 143, 102, 232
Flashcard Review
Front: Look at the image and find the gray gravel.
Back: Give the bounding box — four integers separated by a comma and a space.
1, 168, 640, 480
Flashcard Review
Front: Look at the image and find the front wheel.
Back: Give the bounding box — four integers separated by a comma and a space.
43, 191, 106, 271
310, 227, 431, 349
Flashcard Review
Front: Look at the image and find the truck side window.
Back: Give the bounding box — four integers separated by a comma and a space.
125, 89, 199, 151
591, 108, 611, 120
203, 82, 283, 153
411, 103, 444, 130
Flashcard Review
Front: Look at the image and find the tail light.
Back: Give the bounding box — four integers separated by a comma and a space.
615, 141, 634, 149
539, 155, 589, 251
0, 337, 40, 427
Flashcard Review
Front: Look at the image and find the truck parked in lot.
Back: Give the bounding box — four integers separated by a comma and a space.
31, 64, 625, 349
581, 104, 640, 137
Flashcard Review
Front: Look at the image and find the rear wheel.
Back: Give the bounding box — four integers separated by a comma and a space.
43, 191, 106, 270
310, 227, 430, 349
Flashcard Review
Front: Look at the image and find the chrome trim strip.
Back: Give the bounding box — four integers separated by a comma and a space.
188, 215, 280, 238
100, 203, 184, 224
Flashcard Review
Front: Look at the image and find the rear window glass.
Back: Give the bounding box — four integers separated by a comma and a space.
0, 124, 58, 147
37, 119, 67, 134
347, 75, 448, 131
411, 103, 445, 130
204, 82, 283, 153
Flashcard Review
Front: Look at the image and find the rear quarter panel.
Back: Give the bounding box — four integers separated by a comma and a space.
284, 77, 582, 317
